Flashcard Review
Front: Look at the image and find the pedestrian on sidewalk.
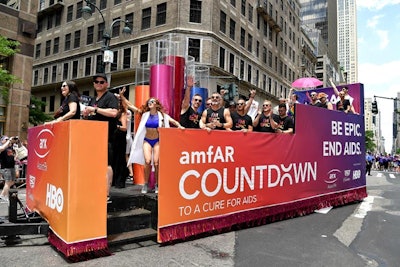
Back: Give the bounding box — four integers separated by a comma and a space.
0, 136, 19, 203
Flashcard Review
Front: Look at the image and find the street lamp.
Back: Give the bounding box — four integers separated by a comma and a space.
82, 0, 132, 73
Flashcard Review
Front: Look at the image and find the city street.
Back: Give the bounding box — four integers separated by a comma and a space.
1, 170, 399, 266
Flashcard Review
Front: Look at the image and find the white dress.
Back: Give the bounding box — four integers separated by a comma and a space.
125, 110, 133, 154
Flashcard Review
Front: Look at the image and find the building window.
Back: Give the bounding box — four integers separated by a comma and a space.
76, 1, 83, 19
229, 19, 235, 40
123, 48, 131, 69
52, 65, 57, 83
156, 3, 167, 26
35, 43, 41, 59
44, 68, 49, 84
85, 57, 92, 76
63, 63, 69, 80
189, 0, 202, 23
240, 28, 245, 47
220, 11, 226, 34
72, 60, 78, 78
65, 33, 71, 51
55, 10, 62, 27
74, 30, 81, 49
96, 55, 103, 73
239, 60, 244, 80
111, 51, 118, 71
268, 51, 272, 68
112, 17, 121, 38
256, 41, 259, 57
37, 18, 43, 33
247, 34, 252, 52
53, 37, 59, 54
241, 0, 246, 16
99, 0, 107, 10
140, 44, 149, 63
114, 0, 122, 4
219, 47, 225, 69
49, 95, 55, 112
263, 47, 267, 63
247, 65, 252, 83
98, 22, 105, 42
230, 0, 236, 7
67, 5, 73, 23
141, 7, 151, 30
47, 14, 53, 30
188, 38, 200, 62
229, 53, 234, 74
41, 96, 46, 112
248, 4, 253, 23
126, 13, 134, 29
34, 70, 39, 85
87, 26, 94, 45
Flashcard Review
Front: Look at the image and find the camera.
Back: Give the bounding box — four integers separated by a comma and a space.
12, 136, 19, 140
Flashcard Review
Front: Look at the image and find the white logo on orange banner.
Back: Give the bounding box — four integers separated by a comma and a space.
46, 183, 64, 213
29, 174, 36, 189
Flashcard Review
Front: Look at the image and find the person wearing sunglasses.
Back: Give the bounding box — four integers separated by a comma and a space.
253, 100, 279, 132
119, 89, 184, 194
230, 98, 253, 132
180, 76, 202, 128
329, 78, 357, 114
199, 92, 233, 132
46, 80, 81, 124
83, 73, 119, 202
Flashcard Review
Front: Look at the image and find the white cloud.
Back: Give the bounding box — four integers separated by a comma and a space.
376, 30, 389, 49
357, 0, 400, 10
366, 15, 383, 29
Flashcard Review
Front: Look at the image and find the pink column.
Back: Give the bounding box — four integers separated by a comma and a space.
165, 56, 186, 121
150, 64, 173, 115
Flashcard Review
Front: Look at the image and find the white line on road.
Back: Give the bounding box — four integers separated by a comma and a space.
377, 173, 382, 177
389, 174, 396, 179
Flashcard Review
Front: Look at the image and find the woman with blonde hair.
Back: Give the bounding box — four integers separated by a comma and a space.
120, 88, 184, 194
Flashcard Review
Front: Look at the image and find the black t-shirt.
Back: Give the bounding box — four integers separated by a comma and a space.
254, 113, 279, 132
59, 93, 81, 120
180, 106, 201, 129
206, 107, 226, 130
89, 91, 119, 142
277, 115, 294, 131
231, 111, 253, 131
336, 99, 351, 112
0, 147, 15, 169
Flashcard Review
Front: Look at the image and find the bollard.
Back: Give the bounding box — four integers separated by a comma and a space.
8, 189, 18, 223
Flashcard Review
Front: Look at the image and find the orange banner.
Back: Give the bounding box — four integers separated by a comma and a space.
26, 120, 108, 243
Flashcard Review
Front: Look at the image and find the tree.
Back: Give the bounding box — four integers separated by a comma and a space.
365, 130, 376, 152
0, 35, 21, 101
29, 96, 52, 126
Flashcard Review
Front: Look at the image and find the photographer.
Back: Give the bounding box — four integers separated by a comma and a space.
0, 136, 18, 203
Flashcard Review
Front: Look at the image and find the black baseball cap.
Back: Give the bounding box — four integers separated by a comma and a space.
93, 73, 108, 82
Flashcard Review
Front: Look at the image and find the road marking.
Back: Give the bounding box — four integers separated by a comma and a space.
389, 173, 396, 179
377, 173, 382, 177
334, 196, 377, 247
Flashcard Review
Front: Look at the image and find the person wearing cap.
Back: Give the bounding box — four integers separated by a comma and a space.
0, 136, 19, 203
228, 100, 237, 113
317, 92, 333, 110
180, 76, 202, 128
82, 73, 119, 201
199, 92, 233, 132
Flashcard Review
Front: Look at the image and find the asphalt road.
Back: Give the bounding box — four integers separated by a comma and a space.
1, 170, 399, 266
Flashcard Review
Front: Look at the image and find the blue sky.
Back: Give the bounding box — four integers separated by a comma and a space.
357, 0, 400, 152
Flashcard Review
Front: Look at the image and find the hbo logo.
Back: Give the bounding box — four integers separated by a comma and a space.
46, 183, 64, 213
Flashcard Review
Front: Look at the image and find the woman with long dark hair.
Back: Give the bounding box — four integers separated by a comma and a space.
47, 80, 81, 123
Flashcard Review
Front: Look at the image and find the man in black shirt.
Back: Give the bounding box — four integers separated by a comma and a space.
180, 77, 202, 128
230, 98, 253, 132
83, 73, 118, 201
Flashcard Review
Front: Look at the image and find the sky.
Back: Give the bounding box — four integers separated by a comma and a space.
357, 0, 400, 153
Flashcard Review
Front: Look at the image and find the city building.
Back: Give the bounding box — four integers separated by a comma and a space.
31, 0, 306, 118
337, 0, 357, 84
299, 0, 341, 86
0, 0, 37, 139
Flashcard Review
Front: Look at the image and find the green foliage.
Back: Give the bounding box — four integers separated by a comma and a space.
29, 96, 53, 126
365, 130, 376, 152
0, 35, 21, 101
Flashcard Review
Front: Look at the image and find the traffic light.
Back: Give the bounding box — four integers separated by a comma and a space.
371, 101, 378, 114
